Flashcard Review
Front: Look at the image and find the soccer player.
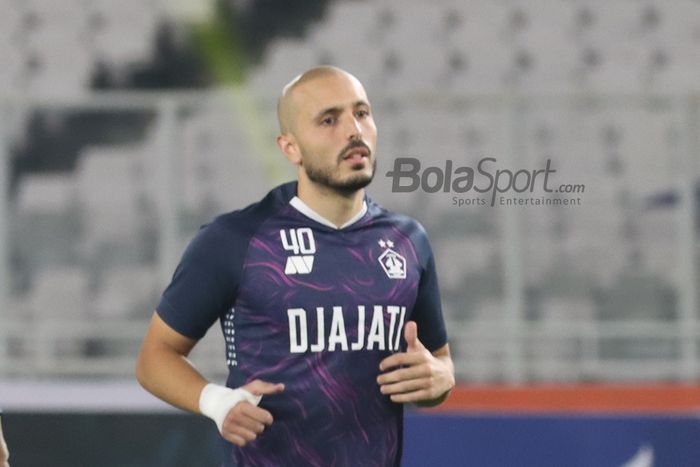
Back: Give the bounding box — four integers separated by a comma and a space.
136, 66, 455, 466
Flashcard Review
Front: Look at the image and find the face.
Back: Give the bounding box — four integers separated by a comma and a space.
283, 73, 378, 195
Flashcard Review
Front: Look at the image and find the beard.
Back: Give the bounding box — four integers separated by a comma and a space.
303, 157, 377, 195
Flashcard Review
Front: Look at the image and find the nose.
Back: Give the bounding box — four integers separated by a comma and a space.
345, 115, 363, 141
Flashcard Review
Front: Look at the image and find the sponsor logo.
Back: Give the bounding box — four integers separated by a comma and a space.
287, 305, 406, 353
281, 228, 316, 275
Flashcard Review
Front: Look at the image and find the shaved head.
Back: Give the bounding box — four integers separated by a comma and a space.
277, 66, 364, 134
275, 65, 377, 198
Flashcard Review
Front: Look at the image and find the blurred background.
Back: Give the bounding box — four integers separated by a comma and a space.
1, 0, 700, 465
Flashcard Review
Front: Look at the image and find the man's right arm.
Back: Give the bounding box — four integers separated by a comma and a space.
135, 312, 284, 446
135, 311, 208, 413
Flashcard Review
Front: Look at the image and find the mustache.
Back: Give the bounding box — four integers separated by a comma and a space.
338, 140, 371, 161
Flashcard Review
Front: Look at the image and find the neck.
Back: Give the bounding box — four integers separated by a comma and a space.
296, 178, 365, 228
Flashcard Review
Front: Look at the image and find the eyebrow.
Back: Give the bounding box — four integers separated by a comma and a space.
313, 100, 370, 121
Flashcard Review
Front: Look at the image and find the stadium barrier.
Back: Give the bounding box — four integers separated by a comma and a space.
3, 382, 700, 466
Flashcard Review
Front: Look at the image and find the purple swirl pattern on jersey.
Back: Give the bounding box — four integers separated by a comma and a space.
156, 182, 445, 467
224, 205, 417, 466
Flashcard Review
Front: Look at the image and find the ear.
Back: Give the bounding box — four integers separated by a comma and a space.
277, 134, 302, 166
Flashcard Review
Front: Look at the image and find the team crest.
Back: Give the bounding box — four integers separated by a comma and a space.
377, 239, 406, 279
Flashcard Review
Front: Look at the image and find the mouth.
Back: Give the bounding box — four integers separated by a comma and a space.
342, 147, 370, 164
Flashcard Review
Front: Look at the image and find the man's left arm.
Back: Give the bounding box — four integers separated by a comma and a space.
377, 321, 455, 407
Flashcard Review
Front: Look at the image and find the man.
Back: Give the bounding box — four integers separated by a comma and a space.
136, 66, 454, 466
0, 415, 9, 467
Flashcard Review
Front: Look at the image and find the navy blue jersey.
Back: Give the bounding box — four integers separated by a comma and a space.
157, 181, 447, 467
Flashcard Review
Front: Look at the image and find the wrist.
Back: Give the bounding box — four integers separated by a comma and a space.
415, 376, 455, 408
198, 383, 262, 433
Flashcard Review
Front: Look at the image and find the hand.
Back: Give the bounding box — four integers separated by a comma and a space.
377, 321, 455, 404
221, 379, 284, 447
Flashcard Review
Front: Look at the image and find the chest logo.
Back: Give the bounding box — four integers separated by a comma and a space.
378, 239, 406, 279
281, 228, 316, 275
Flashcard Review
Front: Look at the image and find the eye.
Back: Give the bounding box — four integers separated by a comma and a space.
320, 116, 336, 126
355, 109, 370, 118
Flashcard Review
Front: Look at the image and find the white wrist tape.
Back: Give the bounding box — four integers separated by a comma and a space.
199, 383, 262, 433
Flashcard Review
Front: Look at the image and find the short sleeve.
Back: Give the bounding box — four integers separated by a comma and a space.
410, 226, 448, 352
156, 222, 240, 339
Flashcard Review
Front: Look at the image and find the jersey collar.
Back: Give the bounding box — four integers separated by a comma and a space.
289, 196, 368, 230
